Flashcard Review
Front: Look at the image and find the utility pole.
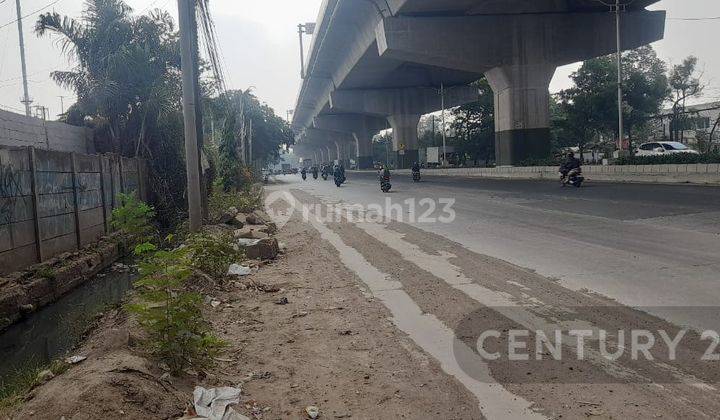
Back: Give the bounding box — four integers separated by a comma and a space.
615, 0, 625, 153
441, 83, 448, 167
178, 0, 202, 232
15, 0, 32, 116
58, 96, 65, 116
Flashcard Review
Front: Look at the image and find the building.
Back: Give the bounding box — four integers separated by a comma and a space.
650, 101, 720, 146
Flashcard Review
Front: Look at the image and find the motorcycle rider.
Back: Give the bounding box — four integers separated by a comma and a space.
311, 165, 319, 179
333, 163, 346, 183
380, 164, 391, 180
559, 152, 582, 185
300, 166, 307, 180
411, 161, 420, 178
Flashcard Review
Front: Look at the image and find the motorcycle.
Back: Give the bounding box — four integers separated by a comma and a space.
334, 173, 346, 187
321, 168, 328, 180
301, 170, 307, 181
380, 175, 392, 193
412, 170, 421, 182
312, 170, 318, 180
560, 168, 584, 188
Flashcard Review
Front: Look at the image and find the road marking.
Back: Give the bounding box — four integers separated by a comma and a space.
282, 192, 546, 420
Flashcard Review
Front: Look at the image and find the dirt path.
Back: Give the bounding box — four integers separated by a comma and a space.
201, 208, 484, 419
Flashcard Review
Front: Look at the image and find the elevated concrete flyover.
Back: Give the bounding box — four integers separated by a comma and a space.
292, 0, 665, 167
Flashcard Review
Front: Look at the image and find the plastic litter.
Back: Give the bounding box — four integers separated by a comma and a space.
192, 386, 248, 420
305, 406, 320, 419
227, 264, 252, 276
65, 355, 87, 364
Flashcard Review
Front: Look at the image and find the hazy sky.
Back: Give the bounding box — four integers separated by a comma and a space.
0, 0, 718, 119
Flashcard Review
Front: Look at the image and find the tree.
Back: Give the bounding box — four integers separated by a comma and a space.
556, 46, 668, 153
372, 131, 393, 166
36, 1, 182, 157
36, 0, 190, 226
211, 89, 293, 190
449, 78, 495, 165
668, 56, 704, 143
418, 114, 443, 148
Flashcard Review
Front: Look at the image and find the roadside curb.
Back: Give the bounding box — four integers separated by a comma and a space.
349, 164, 720, 186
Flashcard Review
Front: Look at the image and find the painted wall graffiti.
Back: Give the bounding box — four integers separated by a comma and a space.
0, 162, 23, 225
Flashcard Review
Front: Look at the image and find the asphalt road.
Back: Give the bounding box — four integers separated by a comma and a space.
280, 172, 720, 329
267, 172, 720, 418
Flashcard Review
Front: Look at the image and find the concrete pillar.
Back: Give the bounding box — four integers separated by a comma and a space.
388, 114, 420, 169
485, 64, 555, 166
327, 145, 337, 163
335, 141, 343, 166
354, 133, 374, 169
318, 148, 326, 164
313, 115, 387, 170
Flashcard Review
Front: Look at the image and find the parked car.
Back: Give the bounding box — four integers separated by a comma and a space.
635, 141, 700, 156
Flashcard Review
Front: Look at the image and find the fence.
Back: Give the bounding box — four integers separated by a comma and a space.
0, 109, 94, 153
0, 146, 147, 275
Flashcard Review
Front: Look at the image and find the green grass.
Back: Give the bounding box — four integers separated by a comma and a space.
0, 359, 69, 411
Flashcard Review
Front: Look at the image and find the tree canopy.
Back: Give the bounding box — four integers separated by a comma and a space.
555, 46, 669, 152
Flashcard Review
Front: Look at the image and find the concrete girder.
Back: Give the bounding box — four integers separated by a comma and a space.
376, 11, 666, 165
329, 86, 478, 118
376, 11, 666, 73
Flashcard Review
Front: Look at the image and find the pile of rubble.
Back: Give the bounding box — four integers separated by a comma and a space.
219, 207, 282, 261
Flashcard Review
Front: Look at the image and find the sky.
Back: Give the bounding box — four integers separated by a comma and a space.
0, 0, 718, 119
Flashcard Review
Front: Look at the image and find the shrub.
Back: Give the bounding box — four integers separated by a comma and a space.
111, 193, 156, 244
208, 184, 262, 222
185, 232, 243, 278
128, 242, 225, 374
615, 152, 720, 165
514, 156, 560, 167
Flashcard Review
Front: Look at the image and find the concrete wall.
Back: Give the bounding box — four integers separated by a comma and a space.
389, 164, 720, 185
0, 109, 94, 153
0, 146, 147, 275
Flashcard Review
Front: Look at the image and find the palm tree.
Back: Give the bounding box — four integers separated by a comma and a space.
36, 0, 181, 157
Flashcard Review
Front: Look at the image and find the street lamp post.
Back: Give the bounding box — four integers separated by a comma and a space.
615, 0, 625, 154
297, 22, 316, 79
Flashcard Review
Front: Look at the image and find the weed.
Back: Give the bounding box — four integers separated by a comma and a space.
128, 243, 225, 375
0, 359, 69, 411
35, 267, 56, 280
208, 184, 262, 222
111, 193, 156, 244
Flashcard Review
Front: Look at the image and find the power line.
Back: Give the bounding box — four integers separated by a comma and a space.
0, 0, 64, 31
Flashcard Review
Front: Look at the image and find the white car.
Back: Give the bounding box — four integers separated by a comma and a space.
635, 141, 700, 156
